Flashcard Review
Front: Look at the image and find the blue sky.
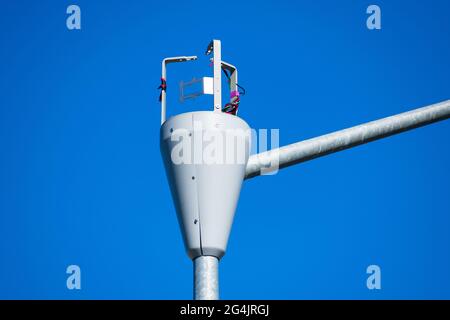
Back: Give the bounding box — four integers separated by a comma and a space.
0, 0, 449, 299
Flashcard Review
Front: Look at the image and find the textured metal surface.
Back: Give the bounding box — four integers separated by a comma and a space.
194, 256, 219, 300
245, 100, 450, 179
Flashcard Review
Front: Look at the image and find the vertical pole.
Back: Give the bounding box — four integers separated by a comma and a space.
194, 256, 219, 300
212, 40, 222, 113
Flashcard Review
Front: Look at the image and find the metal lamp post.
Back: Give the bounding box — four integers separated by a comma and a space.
158, 40, 450, 300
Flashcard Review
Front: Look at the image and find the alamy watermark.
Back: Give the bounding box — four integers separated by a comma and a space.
366, 5, 381, 30
366, 264, 381, 290
66, 265, 81, 290
168, 121, 280, 176
66, 5, 81, 30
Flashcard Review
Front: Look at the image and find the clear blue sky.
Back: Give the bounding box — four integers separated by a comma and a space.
0, 0, 449, 299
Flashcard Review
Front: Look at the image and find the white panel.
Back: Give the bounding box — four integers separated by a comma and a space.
202, 77, 214, 95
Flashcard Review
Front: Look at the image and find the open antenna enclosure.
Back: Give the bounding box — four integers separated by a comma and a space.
159, 40, 251, 259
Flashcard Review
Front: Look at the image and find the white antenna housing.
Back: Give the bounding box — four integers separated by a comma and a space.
159, 40, 251, 260
160, 111, 250, 259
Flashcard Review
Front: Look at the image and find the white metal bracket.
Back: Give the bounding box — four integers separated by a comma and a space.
160, 56, 197, 124
205, 40, 222, 113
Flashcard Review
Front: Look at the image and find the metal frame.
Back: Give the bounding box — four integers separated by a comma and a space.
221, 61, 238, 94
160, 56, 197, 124
162, 41, 239, 120
221, 60, 239, 114
179, 77, 204, 103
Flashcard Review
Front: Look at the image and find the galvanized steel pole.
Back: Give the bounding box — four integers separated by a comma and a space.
194, 256, 219, 300
245, 100, 450, 179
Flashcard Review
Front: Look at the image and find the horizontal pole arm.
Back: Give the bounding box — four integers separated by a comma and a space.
245, 100, 450, 179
